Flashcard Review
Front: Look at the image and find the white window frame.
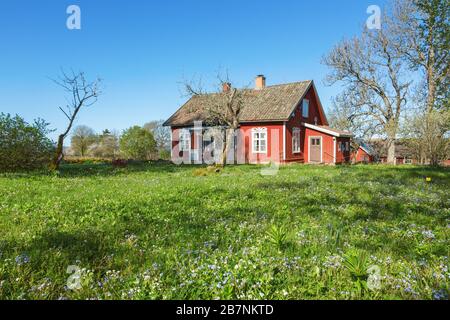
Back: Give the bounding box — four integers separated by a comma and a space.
179, 129, 191, 152
292, 127, 301, 153
302, 99, 309, 118
251, 127, 268, 154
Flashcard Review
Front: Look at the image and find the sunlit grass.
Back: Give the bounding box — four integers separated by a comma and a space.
0, 163, 448, 300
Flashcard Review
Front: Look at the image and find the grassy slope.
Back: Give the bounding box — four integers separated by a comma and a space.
0, 163, 448, 300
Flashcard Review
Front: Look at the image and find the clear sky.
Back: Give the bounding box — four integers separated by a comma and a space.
0, 0, 388, 140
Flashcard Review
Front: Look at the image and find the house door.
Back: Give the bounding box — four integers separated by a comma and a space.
309, 137, 322, 163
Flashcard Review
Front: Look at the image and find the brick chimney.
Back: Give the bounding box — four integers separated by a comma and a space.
255, 75, 266, 90
222, 82, 231, 93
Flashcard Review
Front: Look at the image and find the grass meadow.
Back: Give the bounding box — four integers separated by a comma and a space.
0, 163, 448, 300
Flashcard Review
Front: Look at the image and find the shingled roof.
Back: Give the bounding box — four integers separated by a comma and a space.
164, 80, 317, 127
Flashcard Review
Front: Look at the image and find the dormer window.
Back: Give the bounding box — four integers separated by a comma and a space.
302, 99, 309, 118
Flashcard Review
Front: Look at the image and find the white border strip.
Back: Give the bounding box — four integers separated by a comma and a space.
303, 123, 353, 138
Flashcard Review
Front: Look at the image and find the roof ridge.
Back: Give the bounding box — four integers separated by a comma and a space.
189, 80, 313, 96
262, 80, 312, 89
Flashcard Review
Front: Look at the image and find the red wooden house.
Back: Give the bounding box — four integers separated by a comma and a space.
352, 142, 375, 164
164, 76, 353, 165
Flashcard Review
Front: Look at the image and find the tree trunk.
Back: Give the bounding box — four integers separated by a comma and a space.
50, 135, 65, 170
220, 128, 235, 167
386, 137, 396, 165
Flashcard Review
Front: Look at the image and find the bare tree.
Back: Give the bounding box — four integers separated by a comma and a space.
323, 19, 411, 164
50, 70, 102, 170
89, 129, 120, 159
70, 125, 96, 157
403, 110, 450, 165
183, 73, 248, 166
328, 91, 384, 140
144, 120, 171, 153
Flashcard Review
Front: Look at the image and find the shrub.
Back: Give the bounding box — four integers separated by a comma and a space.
159, 149, 171, 160
63, 157, 112, 165
112, 159, 128, 168
119, 126, 157, 160
0, 113, 54, 172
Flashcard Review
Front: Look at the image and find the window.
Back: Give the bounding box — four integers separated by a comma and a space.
292, 128, 301, 153
405, 158, 412, 165
302, 99, 309, 118
179, 129, 190, 152
338, 142, 348, 152
311, 138, 321, 146
252, 128, 267, 154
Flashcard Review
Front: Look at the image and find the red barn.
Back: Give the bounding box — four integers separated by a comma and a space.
353, 145, 374, 163
164, 76, 353, 165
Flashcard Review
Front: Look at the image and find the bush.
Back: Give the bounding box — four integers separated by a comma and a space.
119, 126, 157, 160
112, 159, 128, 168
0, 113, 54, 172
159, 149, 171, 160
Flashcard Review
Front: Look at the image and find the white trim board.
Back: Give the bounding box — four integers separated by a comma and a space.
359, 146, 373, 156
283, 123, 286, 160
333, 137, 336, 164
303, 123, 353, 138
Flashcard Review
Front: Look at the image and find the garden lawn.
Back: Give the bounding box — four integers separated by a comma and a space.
0, 163, 448, 300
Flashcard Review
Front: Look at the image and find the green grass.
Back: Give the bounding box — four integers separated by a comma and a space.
0, 163, 448, 300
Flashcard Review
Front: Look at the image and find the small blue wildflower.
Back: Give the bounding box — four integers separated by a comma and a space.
15, 254, 30, 265
432, 289, 448, 300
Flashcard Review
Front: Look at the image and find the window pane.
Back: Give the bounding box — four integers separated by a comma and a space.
303, 100, 309, 118
260, 140, 266, 150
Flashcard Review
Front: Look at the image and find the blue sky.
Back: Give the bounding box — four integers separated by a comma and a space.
0, 0, 388, 140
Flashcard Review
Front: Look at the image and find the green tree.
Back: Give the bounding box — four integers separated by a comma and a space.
0, 113, 54, 172
119, 126, 157, 160
393, 0, 449, 113
393, 0, 449, 164
70, 125, 96, 156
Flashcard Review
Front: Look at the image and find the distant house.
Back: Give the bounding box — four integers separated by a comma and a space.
164, 75, 353, 165
371, 140, 415, 165
352, 142, 375, 164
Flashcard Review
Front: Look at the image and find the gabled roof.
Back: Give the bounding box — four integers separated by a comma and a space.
304, 123, 353, 137
353, 139, 375, 155
370, 140, 413, 158
164, 80, 328, 127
